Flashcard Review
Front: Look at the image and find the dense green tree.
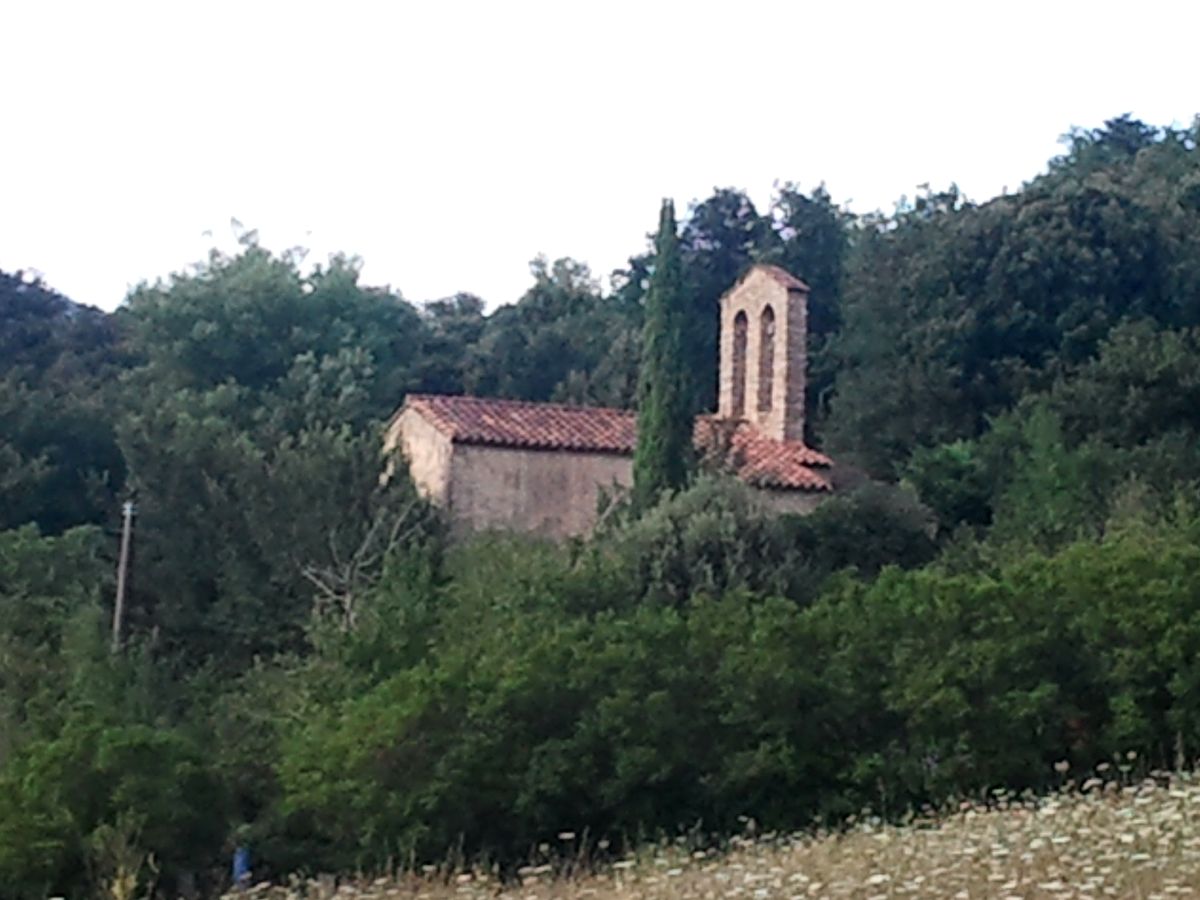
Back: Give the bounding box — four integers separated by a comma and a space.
634, 200, 693, 507
113, 380, 428, 671
677, 189, 777, 413
122, 245, 428, 418
0, 270, 125, 385
903, 320, 1200, 542
0, 271, 128, 533
763, 185, 850, 433
603, 476, 934, 609
1045, 320, 1200, 449
465, 257, 640, 407
413, 292, 486, 395
903, 440, 995, 537
0, 524, 227, 898
0, 376, 125, 533
830, 116, 1200, 477
0, 525, 109, 755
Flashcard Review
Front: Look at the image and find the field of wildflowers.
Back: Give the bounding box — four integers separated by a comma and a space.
224, 771, 1200, 899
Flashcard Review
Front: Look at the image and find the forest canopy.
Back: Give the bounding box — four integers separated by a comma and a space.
2, 115, 1200, 897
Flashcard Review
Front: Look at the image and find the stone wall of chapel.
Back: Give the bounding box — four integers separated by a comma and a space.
448, 444, 633, 538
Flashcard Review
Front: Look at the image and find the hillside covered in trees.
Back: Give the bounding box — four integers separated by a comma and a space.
3, 116, 1200, 897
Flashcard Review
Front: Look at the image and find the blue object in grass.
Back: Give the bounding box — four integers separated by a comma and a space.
232, 845, 251, 888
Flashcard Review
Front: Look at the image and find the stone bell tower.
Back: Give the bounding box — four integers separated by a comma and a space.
717, 264, 809, 443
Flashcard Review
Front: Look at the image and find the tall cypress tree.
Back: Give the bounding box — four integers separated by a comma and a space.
634, 199, 693, 508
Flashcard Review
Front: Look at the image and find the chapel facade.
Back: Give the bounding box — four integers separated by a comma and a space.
384, 264, 836, 538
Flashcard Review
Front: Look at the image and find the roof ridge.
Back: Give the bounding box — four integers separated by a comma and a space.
407, 392, 632, 417
718, 263, 810, 305
756, 263, 810, 291
402, 393, 637, 454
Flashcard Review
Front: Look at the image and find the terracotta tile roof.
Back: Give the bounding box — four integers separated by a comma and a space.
403, 394, 833, 492
756, 264, 811, 292
694, 417, 833, 492
404, 394, 637, 453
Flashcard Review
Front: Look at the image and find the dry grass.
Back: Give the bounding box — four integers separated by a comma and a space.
227, 772, 1200, 899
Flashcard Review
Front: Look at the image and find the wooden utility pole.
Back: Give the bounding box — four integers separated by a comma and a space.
112, 500, 135, 653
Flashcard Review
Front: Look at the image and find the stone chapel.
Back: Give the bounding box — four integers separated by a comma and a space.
384, 264, 838, 538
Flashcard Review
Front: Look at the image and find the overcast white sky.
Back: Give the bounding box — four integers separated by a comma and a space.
2, 1, 1197, 312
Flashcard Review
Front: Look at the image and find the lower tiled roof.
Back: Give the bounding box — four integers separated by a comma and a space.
694, 417, 833, 492
402, 394, 833, 492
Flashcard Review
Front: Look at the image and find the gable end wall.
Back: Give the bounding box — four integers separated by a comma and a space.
384, 408, 453, 504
